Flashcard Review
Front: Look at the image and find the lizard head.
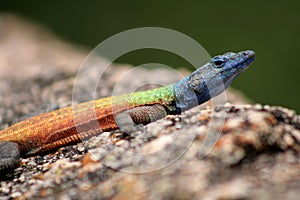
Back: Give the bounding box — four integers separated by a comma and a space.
173, 50, 255, 111
188, 50, 255, 99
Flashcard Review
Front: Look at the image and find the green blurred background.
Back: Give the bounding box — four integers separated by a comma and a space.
1, 1, 299, 112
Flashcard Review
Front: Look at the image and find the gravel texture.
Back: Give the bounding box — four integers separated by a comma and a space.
0, 14, 299, 200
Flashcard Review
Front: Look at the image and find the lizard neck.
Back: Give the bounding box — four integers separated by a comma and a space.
173, 77, 210, 112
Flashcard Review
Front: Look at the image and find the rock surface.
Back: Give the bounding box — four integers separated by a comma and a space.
0, 14, 299, 200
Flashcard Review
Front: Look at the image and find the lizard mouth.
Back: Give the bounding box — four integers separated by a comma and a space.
222, 50, 255, 88
230, 50, 255, 77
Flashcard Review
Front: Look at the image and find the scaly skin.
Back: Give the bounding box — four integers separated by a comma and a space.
0, 50, 255, 171
0, 85, 175, 156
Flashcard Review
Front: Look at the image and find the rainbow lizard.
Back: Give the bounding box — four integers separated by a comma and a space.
0, 50, 255, 171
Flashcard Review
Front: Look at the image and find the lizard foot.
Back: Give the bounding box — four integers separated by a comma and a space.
0, 142, 21, 172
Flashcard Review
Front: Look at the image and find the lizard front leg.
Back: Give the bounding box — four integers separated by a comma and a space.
115, 104, 167, 134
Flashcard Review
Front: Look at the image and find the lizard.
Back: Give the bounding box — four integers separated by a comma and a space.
0, 50, 255, 171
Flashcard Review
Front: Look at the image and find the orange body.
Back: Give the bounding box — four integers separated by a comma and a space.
0, 85, 176, 156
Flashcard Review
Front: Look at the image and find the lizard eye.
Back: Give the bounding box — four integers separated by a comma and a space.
211, 56, 226, 68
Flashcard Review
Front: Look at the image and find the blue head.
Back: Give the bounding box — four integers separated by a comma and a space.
174, 50, 255, 111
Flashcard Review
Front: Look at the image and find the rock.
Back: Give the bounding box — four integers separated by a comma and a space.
0, 14, 299, 200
